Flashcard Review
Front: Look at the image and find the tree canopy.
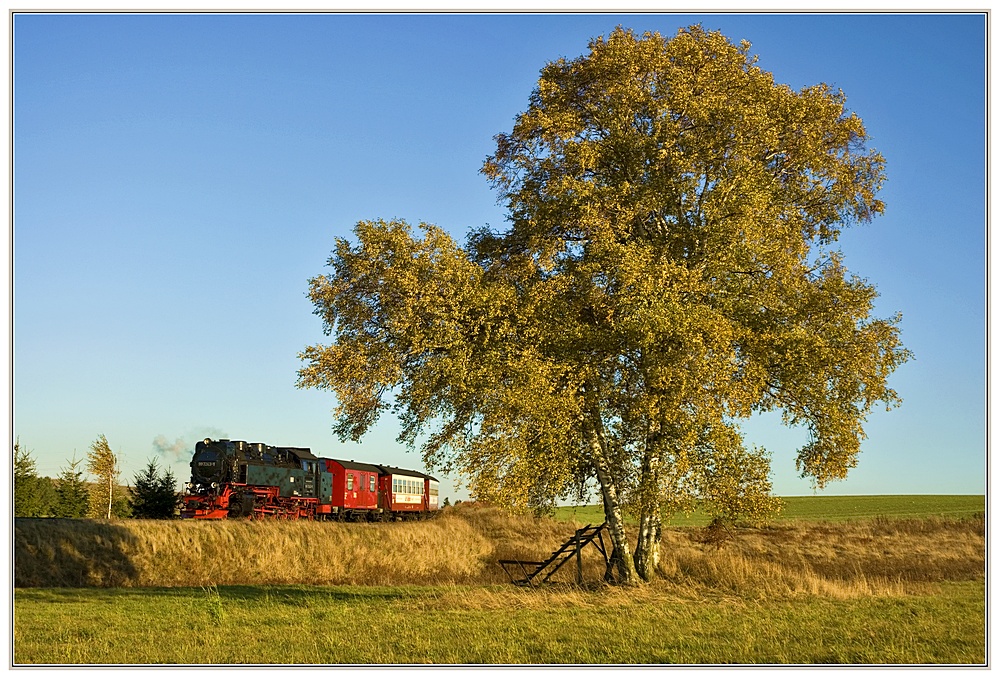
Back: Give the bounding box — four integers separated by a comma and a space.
298, 26, 909, 583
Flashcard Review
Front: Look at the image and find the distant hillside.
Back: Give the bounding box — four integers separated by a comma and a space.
555, 495, 986, 527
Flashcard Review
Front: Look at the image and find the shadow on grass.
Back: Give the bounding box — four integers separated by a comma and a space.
214, 584, 430, 604
15, 583, 438, 604
14, 518, 139, 588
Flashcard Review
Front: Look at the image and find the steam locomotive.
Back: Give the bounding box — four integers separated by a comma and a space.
181, 438, 439, 520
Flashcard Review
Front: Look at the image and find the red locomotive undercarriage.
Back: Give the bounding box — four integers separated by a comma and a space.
183, 484, 323, 520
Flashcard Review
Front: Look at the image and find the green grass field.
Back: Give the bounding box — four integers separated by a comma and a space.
13, 581, 985, 664
555, 494, 986, 527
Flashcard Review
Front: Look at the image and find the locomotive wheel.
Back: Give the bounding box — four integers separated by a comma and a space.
228, 494, 257, 519
241, 494, 258, 519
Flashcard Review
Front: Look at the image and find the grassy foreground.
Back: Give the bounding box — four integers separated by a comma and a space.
14, 580, 984, 664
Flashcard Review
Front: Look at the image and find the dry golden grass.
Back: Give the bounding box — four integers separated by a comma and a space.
657, 514, 985, 600
14, 505, 984, 597
15, 512, 496, 587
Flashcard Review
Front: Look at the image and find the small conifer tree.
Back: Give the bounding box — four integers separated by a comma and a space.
54, 457, 90, 518
14, 439, 54, 517
130, 459, 180, 519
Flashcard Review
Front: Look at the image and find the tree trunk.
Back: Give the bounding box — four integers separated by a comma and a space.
584, 414, 640, 586
634, 510, 661, 580
633, 439, 663, 580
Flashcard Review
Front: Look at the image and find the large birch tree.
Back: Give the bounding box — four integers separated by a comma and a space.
298, 26, 909, 584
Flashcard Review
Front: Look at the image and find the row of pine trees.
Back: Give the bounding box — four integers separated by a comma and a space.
14, 434, 181, 519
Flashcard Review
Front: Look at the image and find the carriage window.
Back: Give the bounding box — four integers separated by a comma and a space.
369, 476, 376, 492
347, 475, 354, 490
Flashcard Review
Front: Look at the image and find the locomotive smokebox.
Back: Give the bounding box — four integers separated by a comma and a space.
190, 439, 228, 486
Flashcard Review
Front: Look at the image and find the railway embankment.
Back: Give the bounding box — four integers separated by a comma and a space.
14, 504, 984, 593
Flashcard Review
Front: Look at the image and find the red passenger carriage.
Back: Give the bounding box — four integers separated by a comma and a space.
323, 459, 382, 520
378, 466, 440, 518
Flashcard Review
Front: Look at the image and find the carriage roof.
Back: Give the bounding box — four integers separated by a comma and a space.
376, 465, 438, 482
322, 458, 384, 474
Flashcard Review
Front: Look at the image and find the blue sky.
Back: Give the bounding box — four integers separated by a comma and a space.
12, 12, 986, 502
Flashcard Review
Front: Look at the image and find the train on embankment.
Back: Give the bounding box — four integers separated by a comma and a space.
181, 438, 439, 521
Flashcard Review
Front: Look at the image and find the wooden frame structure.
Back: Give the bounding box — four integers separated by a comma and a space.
498, 523, 609, 587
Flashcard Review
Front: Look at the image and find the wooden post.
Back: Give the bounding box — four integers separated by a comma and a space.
575, 528, 583, 585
